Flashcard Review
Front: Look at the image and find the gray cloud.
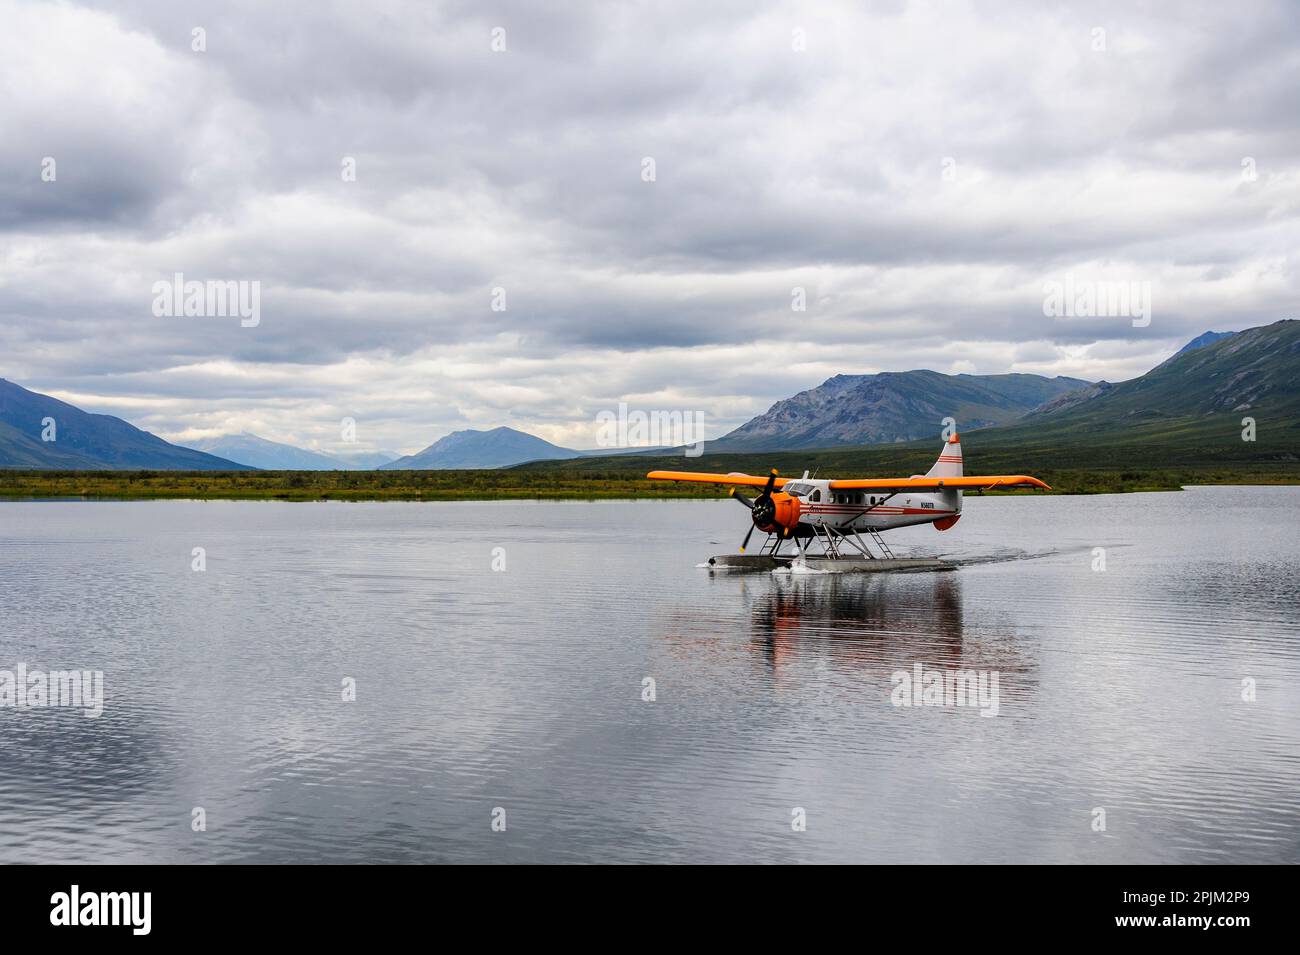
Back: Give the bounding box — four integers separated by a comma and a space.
1, 0, 1297, 453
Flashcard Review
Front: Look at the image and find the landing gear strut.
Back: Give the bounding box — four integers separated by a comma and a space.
759, 524, 896, 561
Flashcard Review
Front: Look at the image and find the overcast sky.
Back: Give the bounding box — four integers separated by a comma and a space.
2, 0, 1296, 454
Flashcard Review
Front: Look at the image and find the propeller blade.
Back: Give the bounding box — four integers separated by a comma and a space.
762, 468, 779, 495
729, 487, 754, 510
739, 523, 756, 553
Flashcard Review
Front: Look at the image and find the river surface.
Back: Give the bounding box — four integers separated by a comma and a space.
0, 487, 1297, 863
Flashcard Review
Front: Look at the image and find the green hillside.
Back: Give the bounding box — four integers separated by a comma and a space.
974, 318, 1300, 463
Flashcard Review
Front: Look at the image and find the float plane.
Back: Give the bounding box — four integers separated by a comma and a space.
647, 433, 1049, 565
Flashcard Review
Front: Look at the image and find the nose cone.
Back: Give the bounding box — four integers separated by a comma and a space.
773, 492, 801, 530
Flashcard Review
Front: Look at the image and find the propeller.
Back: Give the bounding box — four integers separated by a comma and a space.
735, 469, 780, 552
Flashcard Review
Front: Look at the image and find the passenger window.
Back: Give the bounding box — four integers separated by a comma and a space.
811, 489, 821, 502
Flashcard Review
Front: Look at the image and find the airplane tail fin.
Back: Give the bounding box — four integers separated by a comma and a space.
925, 432, 963, 479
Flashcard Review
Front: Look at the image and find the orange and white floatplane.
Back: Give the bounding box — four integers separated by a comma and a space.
647, 432, 1049, 571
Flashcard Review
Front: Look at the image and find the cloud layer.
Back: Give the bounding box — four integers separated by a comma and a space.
2, 0, 1297, 453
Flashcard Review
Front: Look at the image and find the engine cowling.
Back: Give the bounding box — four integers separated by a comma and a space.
754, 492, 801, 533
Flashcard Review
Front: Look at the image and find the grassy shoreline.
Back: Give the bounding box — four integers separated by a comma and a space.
1, 464, 1298, 501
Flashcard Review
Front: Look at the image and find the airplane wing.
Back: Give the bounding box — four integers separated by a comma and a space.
827, 475, 1050, 491
646, 470, 788, 488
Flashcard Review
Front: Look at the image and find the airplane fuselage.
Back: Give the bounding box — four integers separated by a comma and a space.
778, 479, 961, 533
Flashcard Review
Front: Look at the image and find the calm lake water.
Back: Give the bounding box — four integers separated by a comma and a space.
1, 487, 1297, 864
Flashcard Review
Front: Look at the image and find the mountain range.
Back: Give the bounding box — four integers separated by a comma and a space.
705, 323, 1297, 463
526, 320, 1297, 484
2, 323, 1291, 470
186, 432, 398, 470
713, 371, 1090, 451
0, 378, 246, 470
380, 426, 578, 469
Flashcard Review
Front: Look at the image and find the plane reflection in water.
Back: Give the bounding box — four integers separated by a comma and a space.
706, 571, 1038, 703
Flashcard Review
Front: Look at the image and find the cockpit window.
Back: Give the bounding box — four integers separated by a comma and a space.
783, 482, 812, 498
